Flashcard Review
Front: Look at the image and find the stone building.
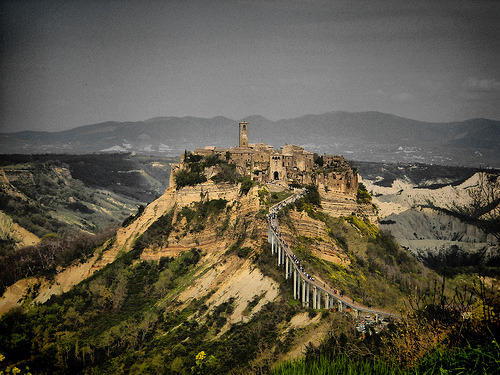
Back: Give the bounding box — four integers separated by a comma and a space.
170, 121, 358, 195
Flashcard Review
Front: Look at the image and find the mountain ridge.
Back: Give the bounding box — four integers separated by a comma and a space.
1, 111, 498, 167
2, 111, 498, 136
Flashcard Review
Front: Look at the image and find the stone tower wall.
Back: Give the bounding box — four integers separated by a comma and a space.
269, 154, 286, 182
239, 121, 249, 148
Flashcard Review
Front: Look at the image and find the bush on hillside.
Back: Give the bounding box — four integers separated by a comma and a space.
211, 163, 239, 184
239, 177, 255, 195
175, 169, 207, 189
357, 182, 372, 204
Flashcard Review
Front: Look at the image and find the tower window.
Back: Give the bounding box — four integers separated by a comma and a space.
242, 124, 246, 131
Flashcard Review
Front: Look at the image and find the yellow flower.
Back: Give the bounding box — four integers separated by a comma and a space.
0, 353, 4, 361
196, 350, 207, 366
13, 368, 21, 374
196, 351, 206, 363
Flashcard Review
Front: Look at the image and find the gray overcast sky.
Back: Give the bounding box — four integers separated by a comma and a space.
1, 0, 499, 133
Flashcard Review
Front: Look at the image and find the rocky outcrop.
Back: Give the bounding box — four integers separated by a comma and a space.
0, 210, 39, 248
321, 190, 377, 223
287, 210, 349, 265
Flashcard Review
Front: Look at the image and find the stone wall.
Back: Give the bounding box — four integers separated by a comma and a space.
315, 170, 358, 195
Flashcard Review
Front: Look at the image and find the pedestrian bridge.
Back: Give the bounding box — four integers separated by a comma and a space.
267, 189, 396, 320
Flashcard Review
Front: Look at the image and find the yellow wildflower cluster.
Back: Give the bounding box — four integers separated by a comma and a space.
195, 351, 206, 364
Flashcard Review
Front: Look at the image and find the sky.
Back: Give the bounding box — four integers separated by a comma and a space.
0, 0, 499, 133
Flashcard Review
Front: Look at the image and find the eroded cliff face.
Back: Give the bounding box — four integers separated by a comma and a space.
321, 190, 377, 223
286, 210, 350, 266
2, 177, 422, 373
134, 182, 285, 328
271, 191, 378, 281
0, 181, 273, 317
139, 181, 255, 260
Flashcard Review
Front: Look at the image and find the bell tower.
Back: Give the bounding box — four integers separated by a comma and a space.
239, 121, 249, 148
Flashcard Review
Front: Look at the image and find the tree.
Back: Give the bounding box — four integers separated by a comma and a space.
112, 275, 128, 312
239, 177, 254, 195
313, 153, 324, 166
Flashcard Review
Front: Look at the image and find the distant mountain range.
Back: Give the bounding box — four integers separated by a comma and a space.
1, 111, 498, 167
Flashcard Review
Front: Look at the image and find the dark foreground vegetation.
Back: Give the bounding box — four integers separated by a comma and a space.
1, 228, 498, 375
272, 276, 500, 374
0, 227, 116, 296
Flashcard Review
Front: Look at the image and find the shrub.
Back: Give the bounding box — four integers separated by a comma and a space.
237, 247, 252, 258
211, 163, 239, 184
175, 169, 207, 189
239, 177, 255, 195
357, 183, 372, 204
202, 154, 222, 168
304, 184, 321, 207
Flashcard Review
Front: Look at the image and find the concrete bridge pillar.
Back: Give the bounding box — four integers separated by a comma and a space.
301, 279, 306, 307
277, 244, 281, 266
293, 269, 297, 299
297, 272, 301, 300
306, 282, 310, 308
285, 256, 289, 279
375, 314, 380, 324
312, 287, 317, 309
271, 234, 275, 255
338, 301, 343, 312
325, 292, 329, 310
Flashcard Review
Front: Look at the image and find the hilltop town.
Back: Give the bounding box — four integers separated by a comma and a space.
170, 121, 358, 195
